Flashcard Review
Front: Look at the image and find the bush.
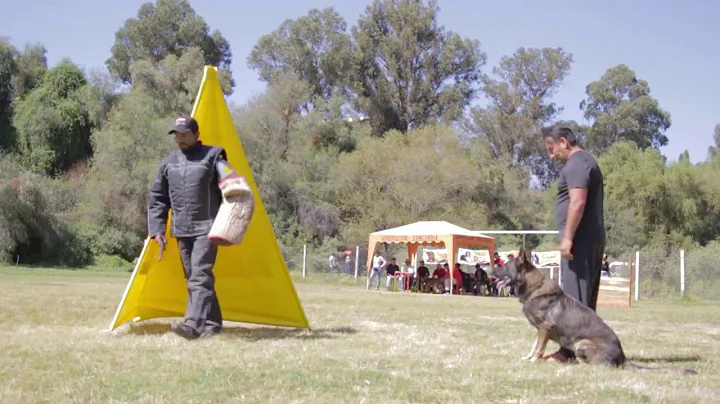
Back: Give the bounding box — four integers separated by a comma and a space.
0, 168, 93, 267
92, 254, 133, 271
74, 221, 143, 262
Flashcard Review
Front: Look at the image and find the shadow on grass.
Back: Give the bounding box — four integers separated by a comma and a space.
221, 326, 357, 341
126, 322, 357, 341
628, 355, 703, 364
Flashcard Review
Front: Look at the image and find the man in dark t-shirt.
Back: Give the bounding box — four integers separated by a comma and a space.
416, 260, 430, 290
542, 124, 606, 363
385, 258, 400, 290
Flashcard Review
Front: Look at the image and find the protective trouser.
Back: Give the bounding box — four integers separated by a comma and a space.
177, 236, 222, 333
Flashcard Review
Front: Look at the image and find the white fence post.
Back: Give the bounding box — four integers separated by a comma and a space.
354, 245, 360, 281
302, 244, 307, 278
634, 251, 640, 301
680, 249, 685, 296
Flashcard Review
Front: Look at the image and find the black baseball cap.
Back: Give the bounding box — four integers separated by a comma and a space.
168, 116, 199, 134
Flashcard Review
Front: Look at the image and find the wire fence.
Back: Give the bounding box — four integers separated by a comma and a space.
289, 243, 720, 302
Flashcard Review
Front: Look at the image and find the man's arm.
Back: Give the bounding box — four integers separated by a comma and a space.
147, 161, 170, 237
563, 160, 590, 241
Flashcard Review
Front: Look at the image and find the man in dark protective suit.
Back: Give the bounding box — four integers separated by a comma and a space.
542, 124, 606, 363
147, 116, 231, 340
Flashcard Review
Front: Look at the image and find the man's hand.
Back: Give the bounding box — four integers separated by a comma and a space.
154, 234, 166, 261
560, 237, 573, 260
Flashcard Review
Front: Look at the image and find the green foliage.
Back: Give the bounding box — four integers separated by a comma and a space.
463, 47, 574, 187
106, 0, 233, 92
581, 64, 671, 153
0, 38, 19, 153
74, 222, 141, 261
78, 90, 176, 247
349, 0, 486, 136
10, 43, 47, 99
12, 60, 94, 174
247, 7, 352, 103
0, 162, 92, 267
708, 124, 720, 159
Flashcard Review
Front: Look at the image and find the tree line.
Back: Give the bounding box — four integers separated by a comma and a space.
1, 0, 719, 298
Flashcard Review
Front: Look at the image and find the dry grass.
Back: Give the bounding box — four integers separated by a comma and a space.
1, 267, 719, 403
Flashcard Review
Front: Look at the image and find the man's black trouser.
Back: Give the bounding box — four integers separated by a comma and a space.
558, 239, 605, 358
177, 236, 222, 333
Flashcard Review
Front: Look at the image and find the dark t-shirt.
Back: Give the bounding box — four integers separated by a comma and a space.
386, 264, 400, 275
417, 266, 430, 277
554, 150, 605, 243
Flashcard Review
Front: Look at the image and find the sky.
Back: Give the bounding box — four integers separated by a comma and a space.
2, 0, 718, 163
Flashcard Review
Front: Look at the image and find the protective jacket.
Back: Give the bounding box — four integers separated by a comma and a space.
148, 142, 227, 238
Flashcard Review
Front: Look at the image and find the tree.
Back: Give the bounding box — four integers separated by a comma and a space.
0, 38, 18, 153
708, 124, 720, 159
598, 141, 667, 237
329, 125, 524, 245
11, 42, 48, 99
663, 156, 720, 246
463, 47, 573, 187
603, 199, 646, 256
349, 0, 486, 136
0, 40, 48, 154
106, 0, 233, 93
129, 47, 231, 116
12, 60, 94, 174
79, 90, 176, 258
580, 64, 671, 153
247, 8, 353, 105
233, 73, 350, 244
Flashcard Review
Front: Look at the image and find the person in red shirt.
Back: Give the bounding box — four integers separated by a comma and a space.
443, 263, 464, 294
432, 264, 446, 279
493, 252, 505, 268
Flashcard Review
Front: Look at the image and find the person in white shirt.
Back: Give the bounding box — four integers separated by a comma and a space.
402, 258, 415, 290
367, 251, 386, 290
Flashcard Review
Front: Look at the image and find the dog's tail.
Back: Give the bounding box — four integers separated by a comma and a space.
623, 360, 697, 375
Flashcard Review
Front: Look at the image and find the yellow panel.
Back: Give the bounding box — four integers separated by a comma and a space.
109, 66, 310, 331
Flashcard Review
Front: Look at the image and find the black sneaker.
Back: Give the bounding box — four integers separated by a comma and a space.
170, 323, 199, 340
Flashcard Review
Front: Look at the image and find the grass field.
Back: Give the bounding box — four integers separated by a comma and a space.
1, 267, 718, 403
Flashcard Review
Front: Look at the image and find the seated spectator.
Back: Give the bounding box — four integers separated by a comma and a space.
443, 263, 463, 294
493, 252, 505, 268
385, 258, 401, 291
416, 260, 430, 290
402, 258, 414, 289
489, 265, 509, 296
490, 264, 513, 296
461, 270, 474, 293
474, 264, 489, 295
432, 264, 446, 279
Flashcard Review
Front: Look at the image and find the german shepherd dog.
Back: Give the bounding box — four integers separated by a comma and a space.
506, 248, 696, 375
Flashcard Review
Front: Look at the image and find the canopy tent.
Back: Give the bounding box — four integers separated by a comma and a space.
366, 221, 496, 294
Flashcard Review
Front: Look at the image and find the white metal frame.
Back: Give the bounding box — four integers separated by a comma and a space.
472, 230, 561, 285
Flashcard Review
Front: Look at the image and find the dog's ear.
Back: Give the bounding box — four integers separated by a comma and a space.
517, 248, 533, 266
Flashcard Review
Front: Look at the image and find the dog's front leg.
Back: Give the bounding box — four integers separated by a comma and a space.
529, 328, 550, 362
521, 336, 539, 361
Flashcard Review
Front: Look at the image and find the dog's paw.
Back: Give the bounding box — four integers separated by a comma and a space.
529, 355, 546, 363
